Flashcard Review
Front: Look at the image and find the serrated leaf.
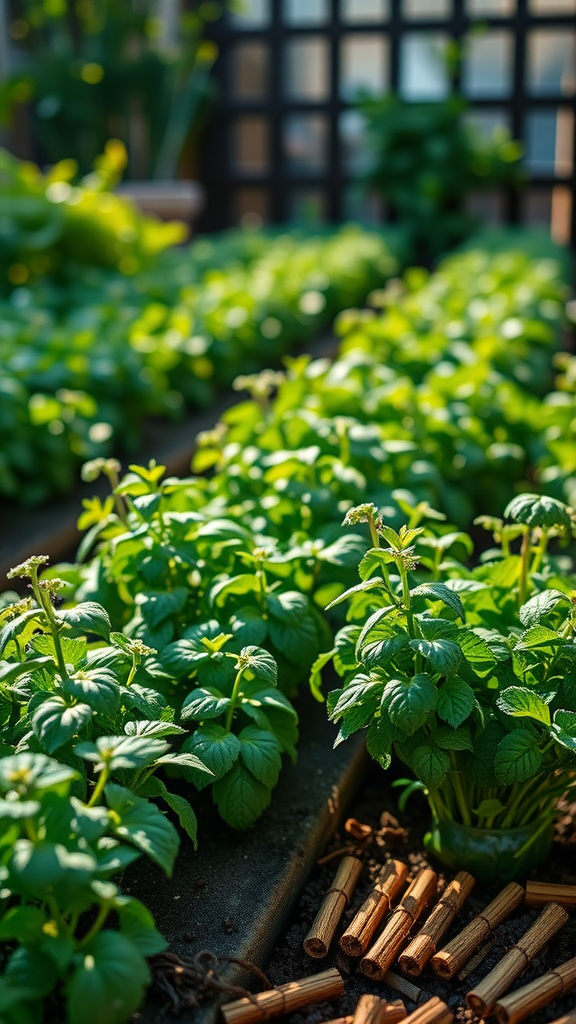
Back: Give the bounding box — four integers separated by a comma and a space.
382, 674, 437, 735
182, 724, 241, 782
329, 677, 382, 721
434, 725, 473, 751
62, 668, 120, 715
412, 744, 450, 789
4, 946, 57, 999
0, 752, 78, 794
124, 720, 185, 738
59, 602, 111, 641
410, 583, 464, 620
181, 687, 231, 721
455, 630, 498, 673
410, 638, 462, 678
105, 783, 179, 875
238, 646, 278, 686
0, 656, 55, 686
309, 648, 336, 702
333, 625, 362, 676
325, 577, 386, 610
76, 735, 169, 771
519, 589, 572, 627
473, 798, 505, 819
514, 626, 562, 651
66, 929, 150, 1024
135, 588, 188, 628
137, 776, 199, 849
161, 639, 209, 679
238, 726, 282, 787
494, 729, 542, 784
436, 677, 475, 728
496, 686, 551, 726
213, 761, 271, 829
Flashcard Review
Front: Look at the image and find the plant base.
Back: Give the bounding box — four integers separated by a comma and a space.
424, 815, 554, 882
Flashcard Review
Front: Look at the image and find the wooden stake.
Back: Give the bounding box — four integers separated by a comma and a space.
494, 955, 576, 1024
431, 882, 524, 980
547, 1014, 576, 1024
351, 994, 407, 1024
360, 868, 438, 981
320, 1017, 353, 1024
466, 902, 569, 1017
341, 860, 410, 957
399, 872, 475, 977
221, 968, 344, 1024
401, 997, 453, 1024
525, 880, 576, 909
304, 856, 363, 958
456, 938, 495, 981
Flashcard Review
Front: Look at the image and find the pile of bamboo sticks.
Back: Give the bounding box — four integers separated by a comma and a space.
220, 859, 576, 1024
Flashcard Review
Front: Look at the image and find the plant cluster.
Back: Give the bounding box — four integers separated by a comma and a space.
320, 493, 576, 880
358, 93, 523, 261
0, 149, 400, 503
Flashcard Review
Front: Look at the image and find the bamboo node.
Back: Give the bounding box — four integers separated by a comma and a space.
326, 886, 354, 905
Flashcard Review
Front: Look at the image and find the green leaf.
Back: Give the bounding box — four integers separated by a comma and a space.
410, 638, 462, 678
239, 726, 282, 787
0, 656, 54, 685
473, 798, 505, 819
514, 626, 562, 651
105, 783, 179, 876
119, 682, 168, 720
31, 695, 93, 754
410, 583, 464, 620
328, 677, 382, 721
436, 677, 475, 728
124, 720, 186, 739
0, 905, 45, 943
182, 725, 241, 784
333, 625, 362, 676
59, 602, 111, 641
117, 897, 168, 956
434, 725, 473, 751
76, 735, 169, 771
161, 639, 209, 678
62, 668, 120, 715
551, 710, 576, 753
181, 687, 231, 721
309, 648, 336, 702
519, 589, 572, 627
210, 574, 260, 606
66, 930, 150, 1024
325, 577, 386, 610
237, 646, 278, 686
494, 729, 542, 784
504, 494, 572, 532
267, 592, 318, 664
137, 776, 199, 849
496, 687, 551, 726
0, 752, 78, 794
4, 946, 57, 999
365, 718, 394, 770
136, 588, 188, 628
455, 630, 498, 674
382, 674, 437, 735
412, 744, 450, 790
213, 761, 271, 829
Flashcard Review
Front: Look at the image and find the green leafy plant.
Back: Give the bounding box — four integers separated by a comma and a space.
358, 93, 523, 261
316, 494, 576, 880
1, 0, 225, 178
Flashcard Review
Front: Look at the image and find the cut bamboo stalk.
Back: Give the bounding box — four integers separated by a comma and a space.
466, 902, 569, 1017
493, 955, 576, 1024
221, 968, 344, 1024
547, 1014, 576, 1024
401, 996, 453, 1024
525, 880, 576, 909
304, 856, 363, 958
341, 860, 410, 957
431, 882, 524, 980
320, 1017, 353, 1024
351, 994, 407, 1024
399, 872, 475, 976
360, 868, 438, 981
383, 970, 423, 1004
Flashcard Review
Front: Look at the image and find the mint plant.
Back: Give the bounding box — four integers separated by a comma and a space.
315, 495, 576, 879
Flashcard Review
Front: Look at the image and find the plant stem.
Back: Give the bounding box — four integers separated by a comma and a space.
78, 902, 111, 948
88, 766, 110, 808
448, 762, 472, 827
225, 667, 245, 732
530, 528, 550, 576
518, 527, 532, 608
398, 560, 415, 638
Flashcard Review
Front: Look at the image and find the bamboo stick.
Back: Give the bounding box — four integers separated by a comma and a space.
525, 880, 576, 909
351, 994, 407, 1024
360, 868, 438, 981
320, 1017, 353, 1024
304, 856, 363, 958
430, 882, 524, 980
401, 997, 453, 1024
398, 872, 475, 977
466, 902, 569, 1017
221, 969, 344, 1024
340, 860, 410, 957
493, 955, 576, 1024
547, 1014, 576, 1024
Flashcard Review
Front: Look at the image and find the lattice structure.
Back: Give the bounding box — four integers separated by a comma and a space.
201, 0, 576, 244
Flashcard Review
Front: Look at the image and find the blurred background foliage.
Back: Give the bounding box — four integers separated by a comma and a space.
0, 0, 226, 178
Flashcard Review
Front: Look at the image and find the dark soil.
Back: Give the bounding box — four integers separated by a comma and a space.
264, 758, 576, 1024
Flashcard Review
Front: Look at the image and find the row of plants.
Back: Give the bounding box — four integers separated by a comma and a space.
0, 231, 574, 1021
1, 146, 401, 505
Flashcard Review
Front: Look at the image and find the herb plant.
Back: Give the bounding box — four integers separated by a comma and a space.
317, 494, 576, 880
